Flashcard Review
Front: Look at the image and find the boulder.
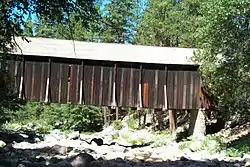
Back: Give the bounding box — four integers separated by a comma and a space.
69, 153, 95, 167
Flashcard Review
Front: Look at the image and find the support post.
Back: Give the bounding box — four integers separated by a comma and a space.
45, 58, 51, 103
115, 106, 119, 120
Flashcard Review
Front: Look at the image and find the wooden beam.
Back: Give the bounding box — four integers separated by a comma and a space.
44, 58, 51, 103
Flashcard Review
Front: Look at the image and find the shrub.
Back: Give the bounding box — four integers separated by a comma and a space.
225, 148, 243, 158
178, 135, 227, 154
150, 134, 173, 148
112, 120, 123, 130
9, 102, 104, 132
126, 118, 137, 130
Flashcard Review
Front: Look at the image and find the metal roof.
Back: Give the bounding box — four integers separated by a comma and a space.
11, 37, 197, 65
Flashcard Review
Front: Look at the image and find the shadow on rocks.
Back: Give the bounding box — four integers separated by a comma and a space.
0, 129, 43, 144
84, 137, 152, 149
0, 146, 248, 167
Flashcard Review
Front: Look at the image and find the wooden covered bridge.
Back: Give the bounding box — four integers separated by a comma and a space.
5, 37, 212, 111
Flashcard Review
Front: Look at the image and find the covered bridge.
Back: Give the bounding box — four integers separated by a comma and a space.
4, 37, 211, 110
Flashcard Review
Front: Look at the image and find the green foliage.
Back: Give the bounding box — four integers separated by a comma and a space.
112, 120, 123, 130
150, 134, 173, 148
192, 0, 250, 122
126, 118, 138, 130
100, 0, 142, 43
225, 134, 250, 157
112, 134, 119, 140
0, 0, 98, 53
129, 137, 146, 145
9, 102, 104, 133
225, 148, 243, 158
178, 135, 227, 154
135, 0, 202, 47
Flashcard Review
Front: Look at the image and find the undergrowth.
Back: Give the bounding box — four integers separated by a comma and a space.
5, 102, 104, 133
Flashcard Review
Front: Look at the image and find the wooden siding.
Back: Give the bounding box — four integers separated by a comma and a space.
6, 56, 210, 109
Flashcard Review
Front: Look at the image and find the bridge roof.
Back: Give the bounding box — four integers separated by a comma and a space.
11, 37, 197, 65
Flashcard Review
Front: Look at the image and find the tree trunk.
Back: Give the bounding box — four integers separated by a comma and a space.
169, 110, 177, 132
188, 109, 206, 139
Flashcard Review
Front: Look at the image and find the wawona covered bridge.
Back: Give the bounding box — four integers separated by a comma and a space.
4, 37, 211, 110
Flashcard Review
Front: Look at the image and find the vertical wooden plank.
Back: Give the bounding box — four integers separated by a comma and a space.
118, 67, 124, 106
14, 60, 20, 93
33, 61, 42, 101
185, 71, 191, 109
157, 69, 165, 109
69, 63, 81, 104
193, 72, 200, 109
173, 71, 178, 109
111, 63, 117, 107
102, 65, 113, 106
133, 66, 140, 107
189, 72, 194, 109
39, 62, 47, 101
50, 61, 60, 103
93, 65, 101, 105
58, 64, 63, 103
177, 71, 184, 109
182, 71, 187, 109
154, 69, 158, 108
99, 66, 104, 106
83, 64, 91, 105
90, 65, 95, 104
75, 64, 80, 104
20, 59, 25, 99
163, 66, 168, 110
69, 64, 75, 104
167, 71, 174, 109
24, 61, 32, 100
79, 61, 84, 104
143, 67, 155, 108
138, 64, 143, 109
129, 67, 134, 107
45, 58, 51, 103
60, 63, 69, 104
30, 62, 36, 100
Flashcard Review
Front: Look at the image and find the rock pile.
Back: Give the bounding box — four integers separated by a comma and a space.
0, 124, 249, 167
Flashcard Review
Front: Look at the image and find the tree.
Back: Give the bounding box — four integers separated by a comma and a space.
100, 0, 140, 43
0, 0, 98, 53
193, 0, 250, 126
134, 0, 202, 47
